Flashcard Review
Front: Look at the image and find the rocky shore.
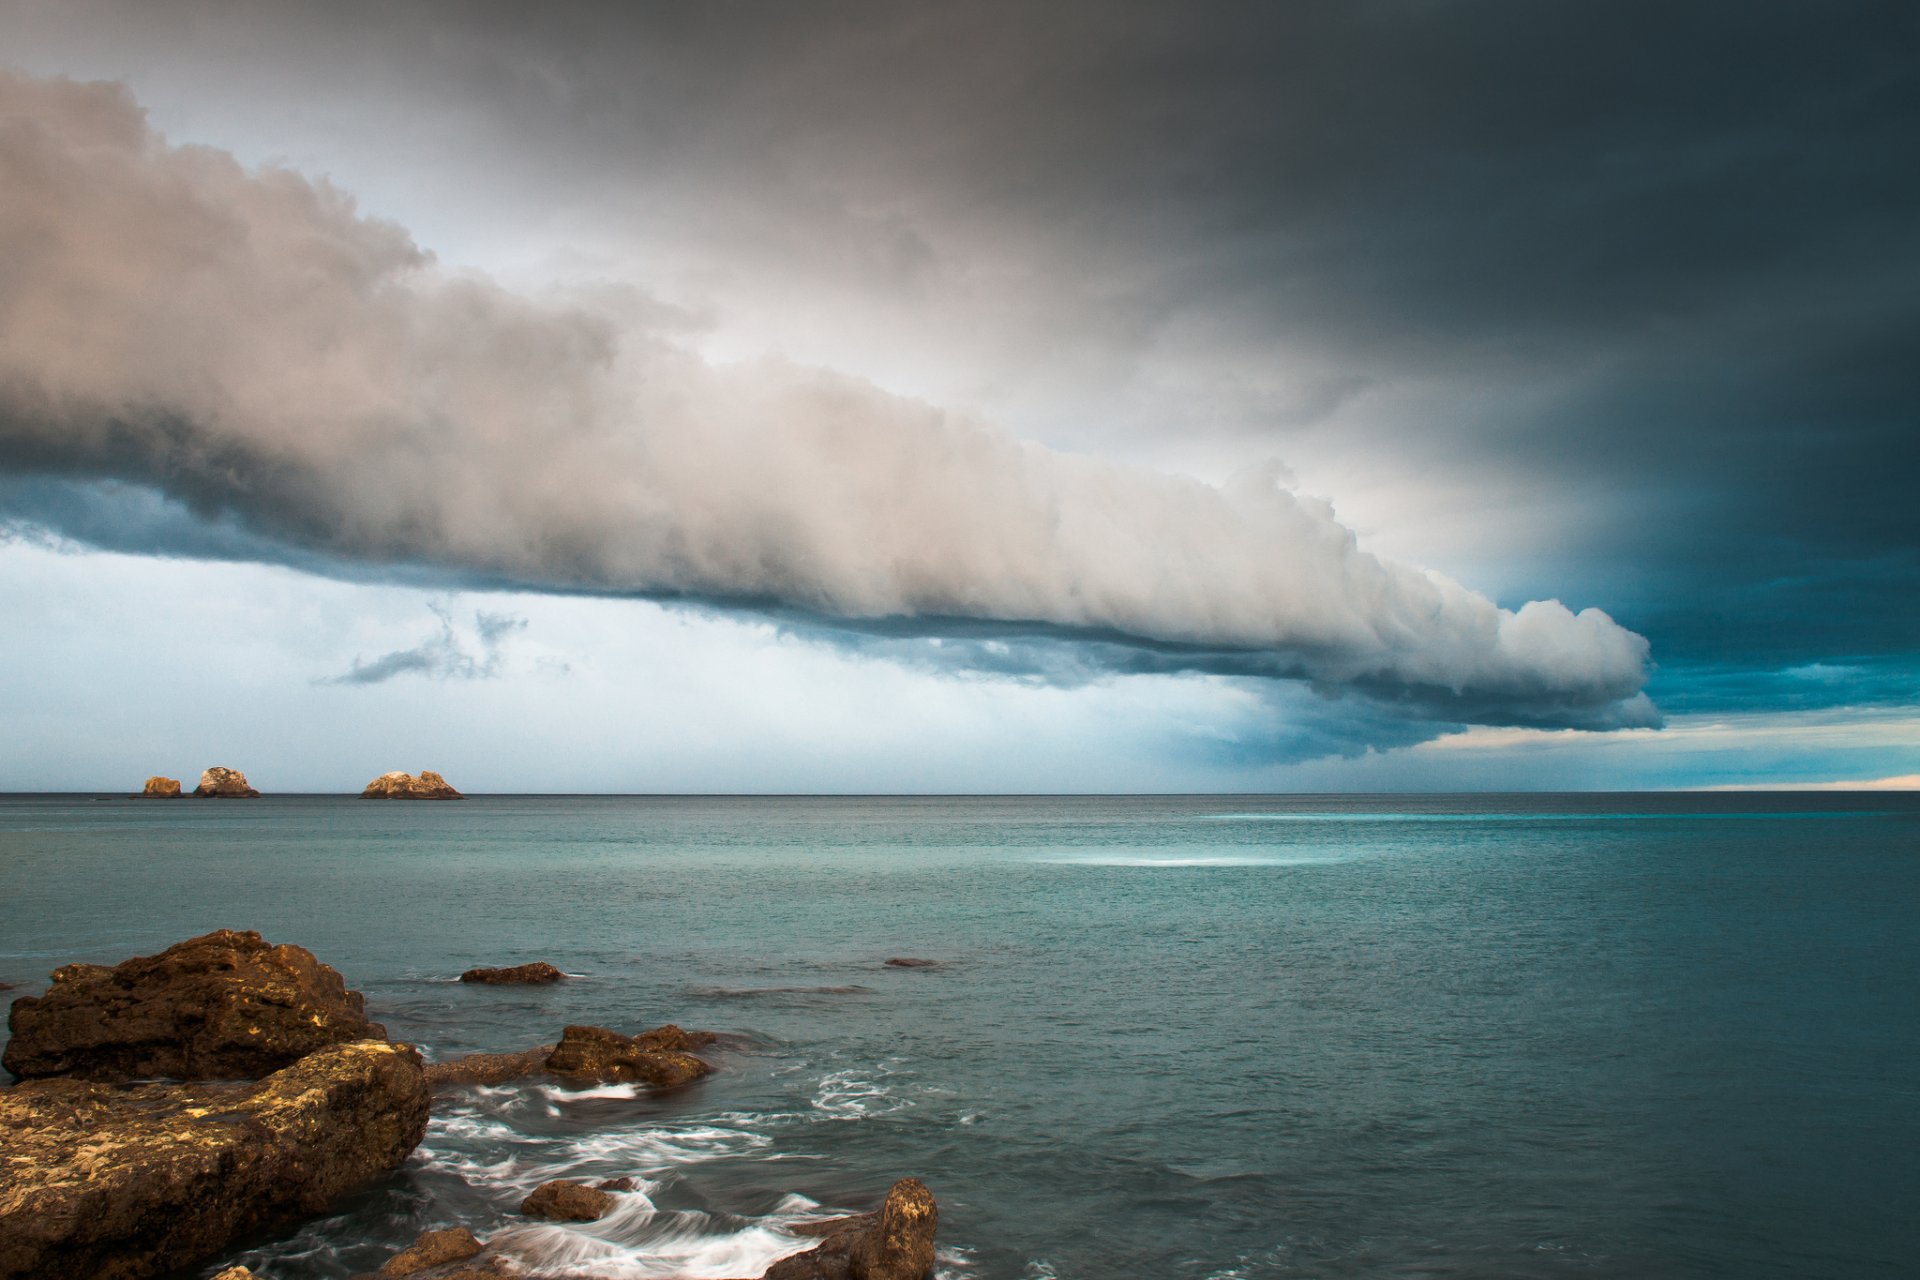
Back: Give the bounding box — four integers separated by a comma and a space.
0, 931, 939, 1280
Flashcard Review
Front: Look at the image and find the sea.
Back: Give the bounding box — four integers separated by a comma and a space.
1, 793, 1915, 1280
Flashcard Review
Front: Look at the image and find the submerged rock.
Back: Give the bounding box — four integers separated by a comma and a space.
361, 770, 464, 800
0, 1040, 429, 1280
543, 1023, 714, 1088
193, 766, 260, 798
422, 1045, 553, 1089
883, 958, 938, 969
520, 1179, 616, 1221
459, 961, 565, 985
380, 1225, 486, 1276
3, 928, 388, 1082
139, 776, 182, 798
765, 1179, 939, 1280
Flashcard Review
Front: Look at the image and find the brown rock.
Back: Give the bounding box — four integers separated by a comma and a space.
459, 962, 565, 985
596, 1176, 639, 1192
543, 1024, 713, 1088
210, 1269, 258, 1280
423, 1045, 553, 1089
763, 1179, 938, 1280
3, 929, 388, 1082
520, 1179, 617, 1221
140, 776, 182, 798
883, 958, 938, 969
361, 770, 464, 800
0, 1040, 429, 1280
381, 1225, 486, 1276
193, 766, 260, 798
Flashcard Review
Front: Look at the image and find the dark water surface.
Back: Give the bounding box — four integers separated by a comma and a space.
2, 793, 1915, 1279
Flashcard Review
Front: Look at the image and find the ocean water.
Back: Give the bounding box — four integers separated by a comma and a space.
1, 793, 1916, 1279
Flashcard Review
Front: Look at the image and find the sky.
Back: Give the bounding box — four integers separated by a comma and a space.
0, 0, 1914, 792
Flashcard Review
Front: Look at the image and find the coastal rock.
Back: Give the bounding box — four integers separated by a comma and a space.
596, 1177, 639, 1192
211, 1269, 259, 1280
3, 929, 388, 1082
140, 776, 182, 798
193, 766, 260, 798
361, 770, 464, 800
883, 958, 938, 969
423, 1045, 553, 1089
380, 1226, 486, 1276
764, 1179, 938, 1280
459, 961, 566, 985
543, 1023, 714, 1088
520, 1179, 617, 1221
0, 1040, 429, 1280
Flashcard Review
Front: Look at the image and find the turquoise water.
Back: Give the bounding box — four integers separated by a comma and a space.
2, 793, 1915, 1279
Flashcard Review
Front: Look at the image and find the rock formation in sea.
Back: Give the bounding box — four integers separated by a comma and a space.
422, 1044, 555, 1089
459, 961, 566, 984
193, 766, 260, 797
884, 957, 939, 968
765, 1178, 940, 1280
139, 775, 182, 798
520, 1179, 618, 1221
361, 769, 464, 799
543, 1023, 716, 1088
379, 1226, 486, 1276
3, 928, 387, 1082
0, 1040, 429, 1280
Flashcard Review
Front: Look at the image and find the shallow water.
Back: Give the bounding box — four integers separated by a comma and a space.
2, 793, 1916, 1278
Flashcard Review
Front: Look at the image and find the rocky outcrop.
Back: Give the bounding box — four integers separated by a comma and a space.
380, 1226, 486, 1276
361, 770, 464, 800
0, 1040, 429, 1280
423, 1045, 554, 1089
139, 776, 182, 798
542, 1024, 714, 1088
459, 961, 565, 985
520, 1179, 617, 1221
3, 929, 387, 1082
193, 766, 260, 798
765, 1179, 939, 1280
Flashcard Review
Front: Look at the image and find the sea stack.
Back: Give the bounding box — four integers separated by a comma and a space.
193, 766, 259, 798
360, 770, 463, 800
140, 776, 182, 798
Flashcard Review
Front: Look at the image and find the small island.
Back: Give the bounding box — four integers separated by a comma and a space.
141, 776, 182, 798
361, 770, 464, 800
193, 767, 260, 798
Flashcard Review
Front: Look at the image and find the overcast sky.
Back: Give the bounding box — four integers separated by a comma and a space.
1, 0, 1914, 791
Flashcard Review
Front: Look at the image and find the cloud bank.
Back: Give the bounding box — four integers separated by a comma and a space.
0, 72, 1654, 732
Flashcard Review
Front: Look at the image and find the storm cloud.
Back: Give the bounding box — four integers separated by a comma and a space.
0, 70, 1652, 731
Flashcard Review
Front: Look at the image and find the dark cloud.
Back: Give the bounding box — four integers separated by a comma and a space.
323, 605, 526, 685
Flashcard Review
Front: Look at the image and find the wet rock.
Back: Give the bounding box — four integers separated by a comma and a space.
3, 928, 388, 1082
361, 770, 464, 800
140, 776, 182, 798
764, 1179, 938, 1280
520, 1179, 617, 1221
210, 1268, 258, 1280
459, 961, 565, 985
0, 1040, 429, 1280
596, 1176, 639, 1192
883, 958, 938, 969
194, 766, 260, 797
381, 1225, 486, 1276
423, 1045, 553, 1089
543, 1024, 713, 1088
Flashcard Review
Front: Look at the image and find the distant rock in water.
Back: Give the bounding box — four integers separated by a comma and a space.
543, 1023, 715, 1088
0, 1040, 428, 1280
3, 928, 387, 1082
192, 766, 259, 798
139, 776, 182, 798
885, 957, 939, 968
459, 961, 565, 985
361, 769, 463, 799
764, 1178, 939, 1280
520, 1178, 617, 1221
